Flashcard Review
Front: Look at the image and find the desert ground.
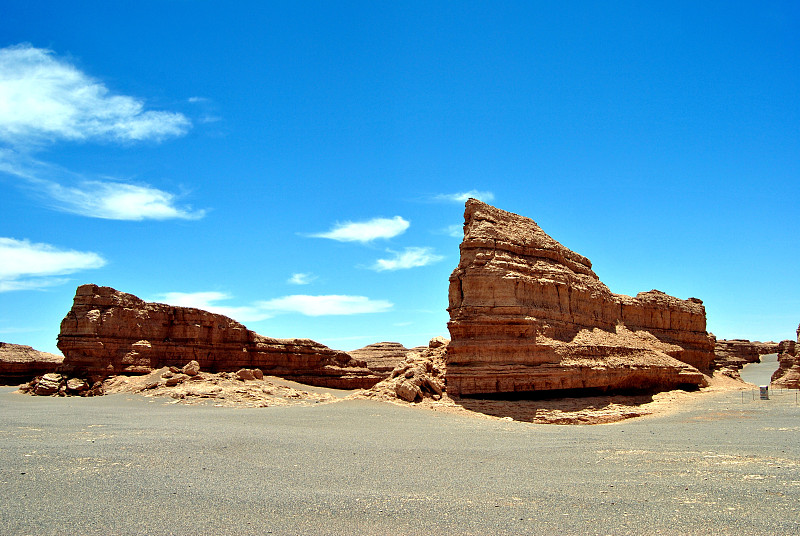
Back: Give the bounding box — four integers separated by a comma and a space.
2, 366, 798, 535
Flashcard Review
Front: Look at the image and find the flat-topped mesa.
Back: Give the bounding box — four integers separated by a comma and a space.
57, 284, 381, 389
446, 199, 714, 396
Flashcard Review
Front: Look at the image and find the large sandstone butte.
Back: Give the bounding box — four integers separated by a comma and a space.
57, 284, 381, 389
446, 199, 714, 396
0, 342, 63, 384
772, 324, 800, 389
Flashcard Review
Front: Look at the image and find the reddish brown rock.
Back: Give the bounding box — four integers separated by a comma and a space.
446, 199, 714, 396
57, 284, 381, 389
347, 342, 414, 377
771, 324, 800, 388
0, 342, 63, 384
713, 338, 779, 378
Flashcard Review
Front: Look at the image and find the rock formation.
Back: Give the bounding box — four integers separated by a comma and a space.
713, 339, 779, 378
348, 342, 425, 377
56, 284, 381, 389
771, 324, 800, 388
353, 338, 448, 403
0, 342, 63, 384
446, 199, 714, 396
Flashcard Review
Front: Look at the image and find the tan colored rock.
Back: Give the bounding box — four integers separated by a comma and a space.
66, 378, 89, 392
34, 373, 63, 395
428, 336, 449, 348
0, 342, 63, 384
771, 324, 800, 388
182, 360, 200, 376
713, 338, 779, 379
446, 200, 714, 396
56, 284, 382, 389
395, 380, 422, 402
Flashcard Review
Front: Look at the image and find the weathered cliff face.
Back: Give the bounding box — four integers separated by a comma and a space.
713, 339, 779, 378
57, 284, 381, 389
0, 343, 63, 384
446, 199, 714, 396
771, 324, 800, 388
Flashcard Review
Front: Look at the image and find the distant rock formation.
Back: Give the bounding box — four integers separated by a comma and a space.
713, 339, 779, 379
347, 342, 415, 377
0, 342, 63, 384
772, 324, 800, 388
56, 284, 381, 389
446, 199, 713, 396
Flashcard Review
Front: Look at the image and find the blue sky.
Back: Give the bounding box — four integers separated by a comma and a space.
1, 1, 798, 354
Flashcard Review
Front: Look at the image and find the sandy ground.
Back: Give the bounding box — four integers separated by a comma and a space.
1, 382, 798, 535
76, 364, 763, 426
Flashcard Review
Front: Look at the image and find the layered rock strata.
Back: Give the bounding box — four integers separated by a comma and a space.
347, 342, 413, 376
771, 324, 800, 388
56, 284, 381, 389
446, 199, 714, 396
0, 343, 63, 384
713, 339, 779, 378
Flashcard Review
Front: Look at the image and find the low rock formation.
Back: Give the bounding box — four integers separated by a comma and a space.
0, 342, 63, 384
713, 339, 779, 378
347, 342, 425, 377
56, 284, 382, 389
446, 199, 714, 396
771, 324, 800, 388
353, 338, 447, 403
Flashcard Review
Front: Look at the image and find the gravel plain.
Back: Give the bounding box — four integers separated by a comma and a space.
1, 385, 798, 535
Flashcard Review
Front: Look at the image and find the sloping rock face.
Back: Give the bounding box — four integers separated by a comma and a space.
57, 284, 381, 389
446, 199, 714, 396
0, 343, 63, 384
713, 339, 779, 378
772, 325, 800, 388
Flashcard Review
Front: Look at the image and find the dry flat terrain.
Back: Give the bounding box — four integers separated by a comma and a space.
1, 384, 798, 535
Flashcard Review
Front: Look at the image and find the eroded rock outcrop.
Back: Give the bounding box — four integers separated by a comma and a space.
771, 324, 800, 388
446, 199, 714, 396
348, 342, 413, 376
352, 338, 448, 403
0, 342, 63, 384
713, 338, 779, 378
56, 284, 381, 389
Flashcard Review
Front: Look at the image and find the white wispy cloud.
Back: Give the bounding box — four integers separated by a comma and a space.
444, 224, 463, 238
288, 273, 317, 285
434, 190, 495, 203
370, 247, 444, 272
0, 237, 106, 292
45, 179, 205, 220
0, 44, 202, 221
0, 44, 190, 145
310, 216, 409, 243
258, 295, 393, 316
154, 291, 272, 323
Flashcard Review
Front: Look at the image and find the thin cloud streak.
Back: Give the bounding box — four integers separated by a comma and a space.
433, 190, 495, 203
371, 247, 444, 272
310, 216, 409, 243
0, 237, 106, 292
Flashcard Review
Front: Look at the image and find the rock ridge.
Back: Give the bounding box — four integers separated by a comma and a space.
56, 284, 381, 389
